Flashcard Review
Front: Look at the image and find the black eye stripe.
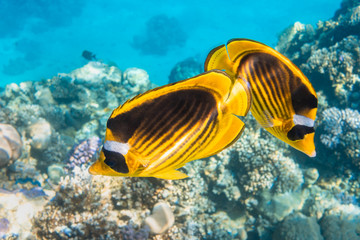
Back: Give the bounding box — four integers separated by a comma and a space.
103, 147, 129, 173
287, 125, 315, 141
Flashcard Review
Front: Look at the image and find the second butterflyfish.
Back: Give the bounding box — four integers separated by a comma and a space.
89, 70, 251, 180
205, 38, 318, 157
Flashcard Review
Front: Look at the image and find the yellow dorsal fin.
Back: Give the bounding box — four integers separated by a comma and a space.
110, 70, 234, 118
205, 44, 237, 78
151, 169, 189, 180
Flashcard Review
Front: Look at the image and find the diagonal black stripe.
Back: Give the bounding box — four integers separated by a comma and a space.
272, 63, 291, 115
139, 97, 195, 154
134, 97, 189, 149
258, 61, 287, 118
253, 61, 280, 118
240, 64, 265, 118
152, 109, 218, 174
175, 111, 218, 166
144, 97, 201, 156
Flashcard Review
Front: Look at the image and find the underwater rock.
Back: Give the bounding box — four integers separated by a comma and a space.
0, 123, 22, 167
273, 212, 323, 240
122, 68, 151, 94
257, 190, 308, 222
276, 22, 315, 55
320, 205, 360, 240
49, 76, 81, 104
64, 61, 122, 85
28, 118, 52, 150
32, 132, 73, 172
34, 87, 55, 106
47, 163, 65, 184
168, 57, 203, 84
4, 83, 21, 99
303, 168, 320, 185
75, 119, 99, 141
132, 14, 187, 55
144, 202, 175, 234
65, 103, 91, 129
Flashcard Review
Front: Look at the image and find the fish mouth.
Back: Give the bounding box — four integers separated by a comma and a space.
309, 150, 316, 158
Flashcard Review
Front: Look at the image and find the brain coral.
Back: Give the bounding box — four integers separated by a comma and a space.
0, 123, 22, 167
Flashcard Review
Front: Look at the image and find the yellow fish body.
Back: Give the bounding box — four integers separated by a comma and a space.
205, 39, 317, 157
89, 70, 251, 180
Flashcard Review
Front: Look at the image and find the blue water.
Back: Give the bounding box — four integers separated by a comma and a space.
0, 0, 341, 87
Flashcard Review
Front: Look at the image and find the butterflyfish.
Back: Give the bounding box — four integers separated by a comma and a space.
205, 39, 317, 157
89, 70, 251, 180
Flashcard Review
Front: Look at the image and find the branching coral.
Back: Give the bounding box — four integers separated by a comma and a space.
206, 123, 304, 198
32, 166, 124, 239
318, 107, 360, 168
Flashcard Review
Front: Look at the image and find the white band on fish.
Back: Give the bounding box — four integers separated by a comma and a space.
293, 114, 314, 127
103, 141, 130, 156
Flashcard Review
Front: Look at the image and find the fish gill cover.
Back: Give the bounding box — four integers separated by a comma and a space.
1, 0, 360, 240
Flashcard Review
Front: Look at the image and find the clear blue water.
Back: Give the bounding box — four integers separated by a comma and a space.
0, 0, 341, 87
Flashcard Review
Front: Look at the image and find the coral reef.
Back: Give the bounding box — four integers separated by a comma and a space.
320, 205, 360, 240
276, 0, 360, 109
132, 14, 187, 55
273, 212, 323, 240
0, 62, 156, 239
2, 2, 360, 238
203, 117, 304, 199
317, 107, 360, 168
122, 68, 152, 94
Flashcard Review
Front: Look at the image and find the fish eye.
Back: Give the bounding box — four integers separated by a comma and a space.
103, 147, 129, 173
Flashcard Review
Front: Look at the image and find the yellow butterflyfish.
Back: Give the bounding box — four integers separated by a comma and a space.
89, 70, 251, 180
205, 38, 317, 157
